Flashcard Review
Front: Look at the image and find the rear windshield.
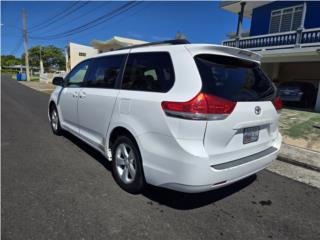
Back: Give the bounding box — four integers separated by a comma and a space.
194, 54, 276, 101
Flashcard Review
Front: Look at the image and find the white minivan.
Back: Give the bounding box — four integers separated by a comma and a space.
49, 40, 282, 193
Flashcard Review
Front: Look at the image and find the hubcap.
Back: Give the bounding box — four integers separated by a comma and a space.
51, 110, 58, 131
115, 143, 136, 184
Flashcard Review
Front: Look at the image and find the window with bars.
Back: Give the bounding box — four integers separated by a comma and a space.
269, 5, 304, 34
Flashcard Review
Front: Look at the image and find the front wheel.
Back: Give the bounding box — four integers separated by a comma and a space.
50, 105, 63, 135
112, 136, 145, 194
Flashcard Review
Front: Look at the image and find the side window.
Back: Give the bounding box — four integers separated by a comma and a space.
66, 60, 90, 87
122, 52, 175, 92
85, 55, 125, 88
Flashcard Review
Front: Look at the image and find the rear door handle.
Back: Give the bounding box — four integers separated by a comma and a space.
79, 91, 86, 99
73, 92, 78, 98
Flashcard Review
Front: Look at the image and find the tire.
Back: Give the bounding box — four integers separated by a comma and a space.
50, 105, 63, 135
112, 135, 145, 194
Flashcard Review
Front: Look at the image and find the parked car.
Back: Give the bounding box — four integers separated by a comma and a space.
278, 81, 317, 108
53, 70, 67, 78
48, 40, 282, 193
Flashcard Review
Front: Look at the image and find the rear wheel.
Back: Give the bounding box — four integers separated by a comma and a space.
112, 135, 145, 194
50, 105, 62, 135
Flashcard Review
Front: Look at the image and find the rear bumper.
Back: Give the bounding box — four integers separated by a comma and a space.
162, 146, 279, 193
139, 132, 281, 193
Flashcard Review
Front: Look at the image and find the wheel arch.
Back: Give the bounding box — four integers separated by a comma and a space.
49, 100, 56, 111
109, 126, 139, 151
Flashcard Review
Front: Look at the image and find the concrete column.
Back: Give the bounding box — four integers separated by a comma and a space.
315, 81, 320, 112
236, 1, 246, 37
272, 63, 280, 81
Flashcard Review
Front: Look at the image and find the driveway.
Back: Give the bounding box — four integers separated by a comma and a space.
2, 74, 320, 240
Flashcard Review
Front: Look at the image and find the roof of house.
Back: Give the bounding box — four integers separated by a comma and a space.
91, 36, 148, 51
219, 0, 275, 17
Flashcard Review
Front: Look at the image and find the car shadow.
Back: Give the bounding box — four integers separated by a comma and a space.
61, 131, 257, 210
62, 131, 112, 172
142, 175, 256, 210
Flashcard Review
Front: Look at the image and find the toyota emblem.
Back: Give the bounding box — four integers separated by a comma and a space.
255, 106, 261, 115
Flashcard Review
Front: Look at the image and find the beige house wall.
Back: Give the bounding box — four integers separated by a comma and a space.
262, 62, 320, 87
66, 42, 98, 72
278, 62, 320, 87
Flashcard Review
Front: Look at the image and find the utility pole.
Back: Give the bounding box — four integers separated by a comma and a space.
22, 9, 30, 81
39, 46, 44, 74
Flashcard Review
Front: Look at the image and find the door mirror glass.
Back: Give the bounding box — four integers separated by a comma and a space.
52, 77, 64, 86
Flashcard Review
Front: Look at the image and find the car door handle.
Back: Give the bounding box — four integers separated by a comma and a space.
79, 92, 86, 99
73, 92, 78, 98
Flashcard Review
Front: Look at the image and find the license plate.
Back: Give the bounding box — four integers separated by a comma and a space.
243, 126, 259, 144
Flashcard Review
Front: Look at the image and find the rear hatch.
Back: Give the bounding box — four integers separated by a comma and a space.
194, 54, 280, 164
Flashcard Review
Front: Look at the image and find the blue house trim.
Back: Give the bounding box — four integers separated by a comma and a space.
250, 1, 320, 36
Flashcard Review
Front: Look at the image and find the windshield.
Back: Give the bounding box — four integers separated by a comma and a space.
194, 54, 276, 102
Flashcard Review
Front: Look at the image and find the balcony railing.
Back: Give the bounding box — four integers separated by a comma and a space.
223, 28, 320, 50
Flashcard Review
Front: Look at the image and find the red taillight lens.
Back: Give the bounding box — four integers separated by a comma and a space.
161, 92, 236, 120
205, 94, 237, 114
272, 96, 282, 112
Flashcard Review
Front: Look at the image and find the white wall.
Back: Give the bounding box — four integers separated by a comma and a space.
67, 42, 98, 71
316, 82, 320, 112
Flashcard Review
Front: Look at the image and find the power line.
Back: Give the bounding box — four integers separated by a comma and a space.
29, 1, 141, 40
28, 1, 80, 31
34, 2, 109, 34
28, 1, 87, 32
30, 2, 139, 39
8, 35, 23, 56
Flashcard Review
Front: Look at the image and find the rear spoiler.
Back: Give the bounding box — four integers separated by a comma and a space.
185, 44, 261, 64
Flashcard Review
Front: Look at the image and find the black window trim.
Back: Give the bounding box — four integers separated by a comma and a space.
119, 51, 175, 93
83, 54, 128, 90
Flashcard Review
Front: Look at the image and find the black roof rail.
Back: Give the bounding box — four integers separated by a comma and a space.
117, 39, 190, 51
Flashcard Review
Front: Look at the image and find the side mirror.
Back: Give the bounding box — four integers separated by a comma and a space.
52, 77, 64, 86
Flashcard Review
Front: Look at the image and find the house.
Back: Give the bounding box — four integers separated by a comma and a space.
91, 36, 147, 53
65, 36, 147, 72
220, 1, 320, 112
65, 42, 98, 72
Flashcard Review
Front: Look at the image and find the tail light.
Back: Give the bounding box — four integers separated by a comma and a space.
272, 96, 283, 112
161, 92, 236, 120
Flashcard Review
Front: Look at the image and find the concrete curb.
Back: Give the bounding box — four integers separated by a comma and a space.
278, 143, 320, 172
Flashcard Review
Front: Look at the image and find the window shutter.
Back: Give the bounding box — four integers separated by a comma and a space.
270, 11, 281, 33
280, 9, 293, 32
269, 5, 304, 33
292, 6, 303, 30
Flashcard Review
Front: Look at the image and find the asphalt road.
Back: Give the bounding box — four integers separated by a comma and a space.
2, 74, 320, 240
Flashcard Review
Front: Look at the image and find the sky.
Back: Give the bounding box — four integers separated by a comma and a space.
1, 1, 251, 57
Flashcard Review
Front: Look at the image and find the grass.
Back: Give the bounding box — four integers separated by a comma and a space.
279, 108, 320, 140
30, 76, 39, 81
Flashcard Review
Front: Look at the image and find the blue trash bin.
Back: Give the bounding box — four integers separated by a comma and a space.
21, 73, 27, 81
16, 73, 22, 81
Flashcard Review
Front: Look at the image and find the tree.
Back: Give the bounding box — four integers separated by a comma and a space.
22, 45, 65, 71
1, 55, 21, 67
176, 31, 187, 40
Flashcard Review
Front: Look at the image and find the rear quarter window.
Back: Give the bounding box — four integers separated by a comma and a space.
195, 54, 276, 101
121, 52, 175, 92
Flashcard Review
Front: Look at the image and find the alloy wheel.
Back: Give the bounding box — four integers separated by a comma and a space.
115, 143, 137, 184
